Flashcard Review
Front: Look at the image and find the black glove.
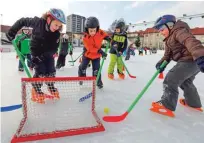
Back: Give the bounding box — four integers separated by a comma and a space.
98, 49, 107, 58
116, 51, 122, 57
31, 55, 45, 65
6, 31, 16, 41
156, 60, 169, 73
69, 50, 73, 55
104, 36, 111, 42
82, 47, 87, 55
195, 56, 204, 73
113, 44, 122, 57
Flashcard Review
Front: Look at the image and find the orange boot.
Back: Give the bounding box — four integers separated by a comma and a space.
179, 98, 203, 112
108, 73, 114, 80
118, 73, 125, 79
150, 101, 175, 117
48, 87, 60, 99
31, 88, 54, 104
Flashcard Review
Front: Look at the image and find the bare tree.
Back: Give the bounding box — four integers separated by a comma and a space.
108, 18, 129, 33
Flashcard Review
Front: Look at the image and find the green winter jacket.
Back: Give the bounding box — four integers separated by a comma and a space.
14, 33, 31, 55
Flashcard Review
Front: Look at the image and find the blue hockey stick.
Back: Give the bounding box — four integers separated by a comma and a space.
79, 42, 110, 102
1, 104, 22, 112
79, 92, 92, 102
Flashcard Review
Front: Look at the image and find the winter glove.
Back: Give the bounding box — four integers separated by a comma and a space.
104, 36, 111, 42
98, 49, 107, 58
116, 52, 122, 57
31, 55, 45, 65
6, 31, 16, 41
195, 56, 204, 73
69, 50, 73, 55
113, 45, 122, 57
156, 60, 169, 73
82, 47, 87, 55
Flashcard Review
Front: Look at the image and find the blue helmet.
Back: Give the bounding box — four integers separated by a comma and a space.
48, 8, 66, 24
153, 15, 176, 30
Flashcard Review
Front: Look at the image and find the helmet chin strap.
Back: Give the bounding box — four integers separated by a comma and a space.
164, 24, 171, 33
164, 22, 175, 33
45, 19, 53, 32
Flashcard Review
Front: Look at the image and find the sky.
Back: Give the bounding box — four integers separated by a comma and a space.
0, 0, 204, 32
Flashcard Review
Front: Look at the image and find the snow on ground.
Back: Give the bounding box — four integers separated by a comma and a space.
1, 48, 204, 143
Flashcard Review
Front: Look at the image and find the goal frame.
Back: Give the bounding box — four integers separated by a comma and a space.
11, 77, 105, 143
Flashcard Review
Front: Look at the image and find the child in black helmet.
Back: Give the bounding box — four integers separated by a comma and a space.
78, 16, 111, 89
56, 33, 73, 69
6, 8, 66, 104
108, 19, 128, 80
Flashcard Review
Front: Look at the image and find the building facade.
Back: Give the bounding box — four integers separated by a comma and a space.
127, 27, 204, 49
66, 14, 86, 33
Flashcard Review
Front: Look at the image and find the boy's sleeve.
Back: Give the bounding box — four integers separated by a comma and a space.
159, 45, 171, 63
175, 28, 204, 60
7, 17, 39, 41
83, 35, 89, 51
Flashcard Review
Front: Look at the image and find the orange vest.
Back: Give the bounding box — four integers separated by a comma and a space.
83, 29, 108, 59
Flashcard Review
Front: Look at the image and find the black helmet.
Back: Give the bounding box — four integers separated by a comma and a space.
115, 20, 126, 32
85, 17, 100, 32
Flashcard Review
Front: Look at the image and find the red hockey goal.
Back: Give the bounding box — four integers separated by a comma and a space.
11, 77, 105, 143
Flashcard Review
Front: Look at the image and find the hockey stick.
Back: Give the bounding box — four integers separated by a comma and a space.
79, 92, 92, 102
1, 39, 32, 77
79, 42, 110, 102
68, 43, 74, 66
0, 39, 33, 112
115, 48, 136, 78
1, 104, 22, 112
103, 60, 168, 122
12, 40, 32, 78
68, 53, 82, 63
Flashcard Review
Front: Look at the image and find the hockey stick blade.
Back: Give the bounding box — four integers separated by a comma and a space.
103, 112, 128, 122
79, 92, 92, 102
1, 104, 22, 112
129, 74, 136, 78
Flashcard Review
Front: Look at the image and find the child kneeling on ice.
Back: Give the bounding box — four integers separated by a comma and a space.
150, 15, 204, 117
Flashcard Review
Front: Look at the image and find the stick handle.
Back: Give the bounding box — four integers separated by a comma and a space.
127, 61, 168, 113
96, 42, 110, 83
12, 40, 32, 78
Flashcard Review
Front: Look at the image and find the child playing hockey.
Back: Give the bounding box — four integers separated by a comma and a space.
108, 20, 128, 80
56, 33, 73, 69
138, 47, 144, 55
125, 42, 135, 61
15, 27, 33, 72
78, 16, 111, 89
6, 8, 66, 103
150, 14, 204, 117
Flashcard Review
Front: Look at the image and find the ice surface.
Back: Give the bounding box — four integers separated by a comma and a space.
1, 48, 204, 143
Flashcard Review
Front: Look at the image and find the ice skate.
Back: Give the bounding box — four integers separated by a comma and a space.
18, 68, 24, 72
108, 73, 114, 80
118, 72, 125, 79
179, 98, 203, 112
48, 87, 60, 99
31, 88, 54, 104
150, 101, 175, 117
